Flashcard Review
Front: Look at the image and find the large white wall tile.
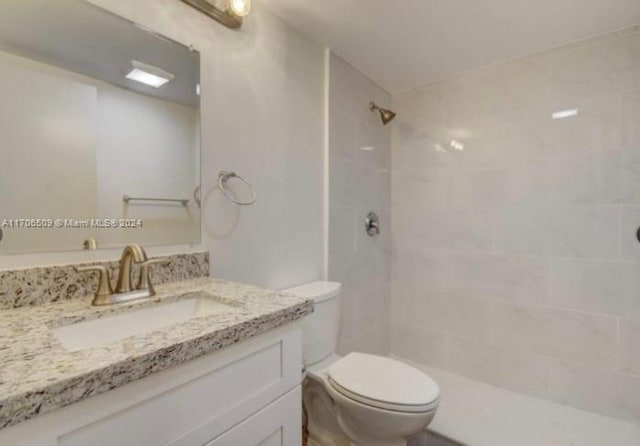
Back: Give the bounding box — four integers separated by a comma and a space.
493, 303, 617, 367
445, 253, 550, 305
549, 360, 640, 423
392, 126, 455, 175
452, 158, 548, 208
548, 153, 598, 205
597, 148, 640, 204
393, 86, 445, 133
621, 205, 640, 261
401, 208, 494, 253
329, 157, 361, 208
340, 326, 391, 357
622, 89, 640, 150
541, 94, 621, 155
443, 292, 494, 342
392, 169, 451, 210
361, 286, 391, 329
390, 28, 640, 423
329, 54, 391, 354
390, 283, 447, 332
329, 107, 358, 162
618, 319, 640, 376
493, 206, 619, 259
546, 33, 632, 103
392, 249, 448, 291
354, 120, 392, 170
451, 167, 511, 208
550, 259, 640, 317
447, 337, 550, 399
391, 324, 447, 369
329, 206, 356, 258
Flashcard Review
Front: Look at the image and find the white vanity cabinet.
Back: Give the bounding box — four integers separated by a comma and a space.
0, 323, 303, 446
204, 387, 301, 446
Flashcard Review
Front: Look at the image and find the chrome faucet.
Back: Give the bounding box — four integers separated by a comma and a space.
75, 244, 168, 306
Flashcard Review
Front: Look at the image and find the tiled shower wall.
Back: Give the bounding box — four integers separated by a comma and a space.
391, 27, 640, 423
328, 54, 392, 355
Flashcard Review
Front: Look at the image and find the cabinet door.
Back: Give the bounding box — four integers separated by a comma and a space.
0, 324, 303, 446
206, 386, 301, 446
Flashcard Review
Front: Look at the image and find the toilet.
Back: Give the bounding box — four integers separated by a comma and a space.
284, 281, 440, 446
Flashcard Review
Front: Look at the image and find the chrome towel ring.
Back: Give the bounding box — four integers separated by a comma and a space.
193, 185, 201, 208
218, 171, 257, 206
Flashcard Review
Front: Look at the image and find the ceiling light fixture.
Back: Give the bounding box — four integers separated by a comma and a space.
229, 0, 251, 17
125, 60, 174, 88
180, 0, 251, 29
552, 108, 579, 120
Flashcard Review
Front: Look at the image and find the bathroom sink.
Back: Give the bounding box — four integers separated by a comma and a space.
51, 295, 240, 352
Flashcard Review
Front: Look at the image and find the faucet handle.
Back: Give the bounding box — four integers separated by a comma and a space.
75, 265, 113, 303
136, 258, 170, 294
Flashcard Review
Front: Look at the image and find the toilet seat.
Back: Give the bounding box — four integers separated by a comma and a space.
327, 353, 440, 414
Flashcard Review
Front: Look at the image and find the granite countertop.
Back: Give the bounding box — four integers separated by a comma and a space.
0, 278, 313, 429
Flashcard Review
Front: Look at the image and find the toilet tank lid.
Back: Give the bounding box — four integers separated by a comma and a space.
282, 281, 341, 303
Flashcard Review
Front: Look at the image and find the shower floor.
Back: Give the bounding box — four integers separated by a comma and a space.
394, 357, 640, 446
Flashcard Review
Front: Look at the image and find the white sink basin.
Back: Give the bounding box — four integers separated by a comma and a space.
52, 296, 240, 352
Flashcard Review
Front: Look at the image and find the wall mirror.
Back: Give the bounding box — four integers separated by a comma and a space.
0, 0, 201, 255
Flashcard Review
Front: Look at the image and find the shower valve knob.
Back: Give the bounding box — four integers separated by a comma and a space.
365, 212, 381, 237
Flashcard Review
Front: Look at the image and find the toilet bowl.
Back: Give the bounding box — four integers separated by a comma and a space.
309, 352, 439, 446
283, 282, 440, 446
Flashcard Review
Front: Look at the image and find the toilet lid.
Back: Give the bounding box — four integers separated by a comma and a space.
327, 353, 440, 413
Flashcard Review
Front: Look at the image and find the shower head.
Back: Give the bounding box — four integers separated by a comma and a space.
369, 102, 396, 125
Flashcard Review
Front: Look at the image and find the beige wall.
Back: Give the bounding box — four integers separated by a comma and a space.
391, 27, 640, 423
328, 54, 391, 355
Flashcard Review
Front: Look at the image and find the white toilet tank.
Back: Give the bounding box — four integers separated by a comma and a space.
283, 281, 341, 366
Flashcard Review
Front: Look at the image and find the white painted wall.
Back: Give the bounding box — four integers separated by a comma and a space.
87, 0, 326, 289
0, 0, 327, 288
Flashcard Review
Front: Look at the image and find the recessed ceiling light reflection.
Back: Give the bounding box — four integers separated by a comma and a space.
450, 140, 464, 151
125, 60, 174, 88
552, 109, 579, 120
360, 146, 376, 151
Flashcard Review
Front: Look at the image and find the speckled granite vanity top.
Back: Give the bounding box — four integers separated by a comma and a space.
0, 278, 313, 429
